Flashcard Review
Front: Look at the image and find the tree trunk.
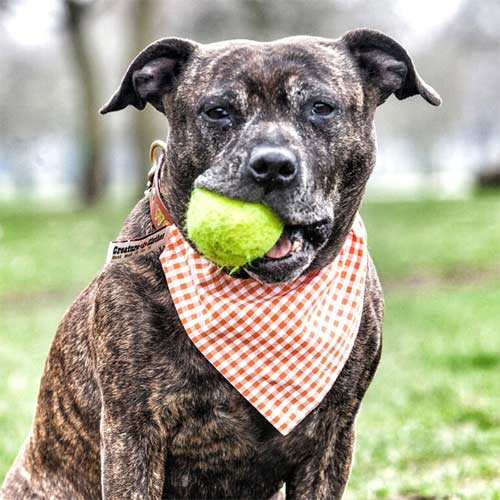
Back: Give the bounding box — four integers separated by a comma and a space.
65, 0, 104, 205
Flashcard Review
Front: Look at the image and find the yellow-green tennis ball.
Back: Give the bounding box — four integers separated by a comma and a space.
186, 188, 284, 270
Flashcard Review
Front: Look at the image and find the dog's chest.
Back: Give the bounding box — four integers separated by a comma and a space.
165, 374, 281, 460
161, 377, 296, 498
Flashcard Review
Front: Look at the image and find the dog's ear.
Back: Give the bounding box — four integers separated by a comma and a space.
100, 37, 198, 114
341, 28, 441, 106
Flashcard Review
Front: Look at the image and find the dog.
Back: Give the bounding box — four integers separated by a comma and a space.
1, 28, 440, 500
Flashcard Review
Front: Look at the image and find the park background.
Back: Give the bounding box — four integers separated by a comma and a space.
0, 0, 499, 498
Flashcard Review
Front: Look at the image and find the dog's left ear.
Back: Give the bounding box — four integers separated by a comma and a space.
341, 28, 441, 106
100, 37, 198, 114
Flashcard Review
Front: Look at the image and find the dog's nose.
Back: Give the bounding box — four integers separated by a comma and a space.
246, 147, 299, 189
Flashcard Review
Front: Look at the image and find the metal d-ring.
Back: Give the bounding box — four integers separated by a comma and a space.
147, 140, 167, 188
149, 140, 167, 166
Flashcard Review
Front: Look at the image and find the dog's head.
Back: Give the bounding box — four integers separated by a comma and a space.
102, 29, 440, 283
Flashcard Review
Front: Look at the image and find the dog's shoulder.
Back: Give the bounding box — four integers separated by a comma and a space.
95, 196, 172, 314
92, 252, 172, 333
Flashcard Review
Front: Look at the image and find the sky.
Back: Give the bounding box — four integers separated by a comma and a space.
3, 0, 464, 48
3, 0, 61, 47
392, 0, 463, 41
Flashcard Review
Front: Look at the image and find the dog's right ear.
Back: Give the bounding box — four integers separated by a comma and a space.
341, 28, 441, 107
100, 37, 198, 115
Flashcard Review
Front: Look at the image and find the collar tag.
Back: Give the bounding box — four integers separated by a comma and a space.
105, 140, 173, 265
105, 226, 168, 264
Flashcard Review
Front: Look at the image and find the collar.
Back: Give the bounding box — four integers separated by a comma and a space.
105, 141, 172, 263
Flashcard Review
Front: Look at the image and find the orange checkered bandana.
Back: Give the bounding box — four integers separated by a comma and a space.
160, 214, 367, 435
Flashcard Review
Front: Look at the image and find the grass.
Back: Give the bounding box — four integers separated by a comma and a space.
0, 200, 130, 296
1, 195, 499, 498
361, 195, 500, 281
346, 281, 500, 499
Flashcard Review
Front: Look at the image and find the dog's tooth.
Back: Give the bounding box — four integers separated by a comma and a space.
291, 240, 302, 253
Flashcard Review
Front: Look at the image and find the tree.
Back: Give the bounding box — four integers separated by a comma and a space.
65, 0, 104, 205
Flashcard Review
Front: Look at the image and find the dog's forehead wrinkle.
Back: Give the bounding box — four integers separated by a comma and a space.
203, 86, 247, 100
196, 43, 343, 95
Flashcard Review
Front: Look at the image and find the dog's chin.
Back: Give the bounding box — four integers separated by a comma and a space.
241, 221, 333, 284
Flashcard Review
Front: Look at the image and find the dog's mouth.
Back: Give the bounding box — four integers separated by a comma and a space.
264, 231, 303, 260
242, 219, 333, 283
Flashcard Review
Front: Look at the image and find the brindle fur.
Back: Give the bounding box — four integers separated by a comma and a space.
1, 29, 440, 499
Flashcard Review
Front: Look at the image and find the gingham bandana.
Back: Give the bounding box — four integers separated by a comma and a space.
159, 214, 367, 435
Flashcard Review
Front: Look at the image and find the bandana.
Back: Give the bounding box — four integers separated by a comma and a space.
159, 215, 367, 435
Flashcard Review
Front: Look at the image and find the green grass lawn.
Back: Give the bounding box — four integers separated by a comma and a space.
1, 195, 499, 498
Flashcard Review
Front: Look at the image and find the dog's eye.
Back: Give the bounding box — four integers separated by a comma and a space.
312, 102, 335, 116
204, 106, 230, 121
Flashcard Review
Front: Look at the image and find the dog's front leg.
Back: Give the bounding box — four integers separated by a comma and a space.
100, 409, 166, 500
286, 271, 384, 499
286, 419, 355, 500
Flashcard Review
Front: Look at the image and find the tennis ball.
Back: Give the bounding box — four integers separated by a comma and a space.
186, 188, 284, 270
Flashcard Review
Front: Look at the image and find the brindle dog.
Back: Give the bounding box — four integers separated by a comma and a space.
1, 29, 440, 500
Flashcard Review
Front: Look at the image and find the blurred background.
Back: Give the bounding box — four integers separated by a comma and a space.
0, 0, 499, 498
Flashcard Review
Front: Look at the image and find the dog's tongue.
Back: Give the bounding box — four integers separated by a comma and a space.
265, 233, 292, 259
